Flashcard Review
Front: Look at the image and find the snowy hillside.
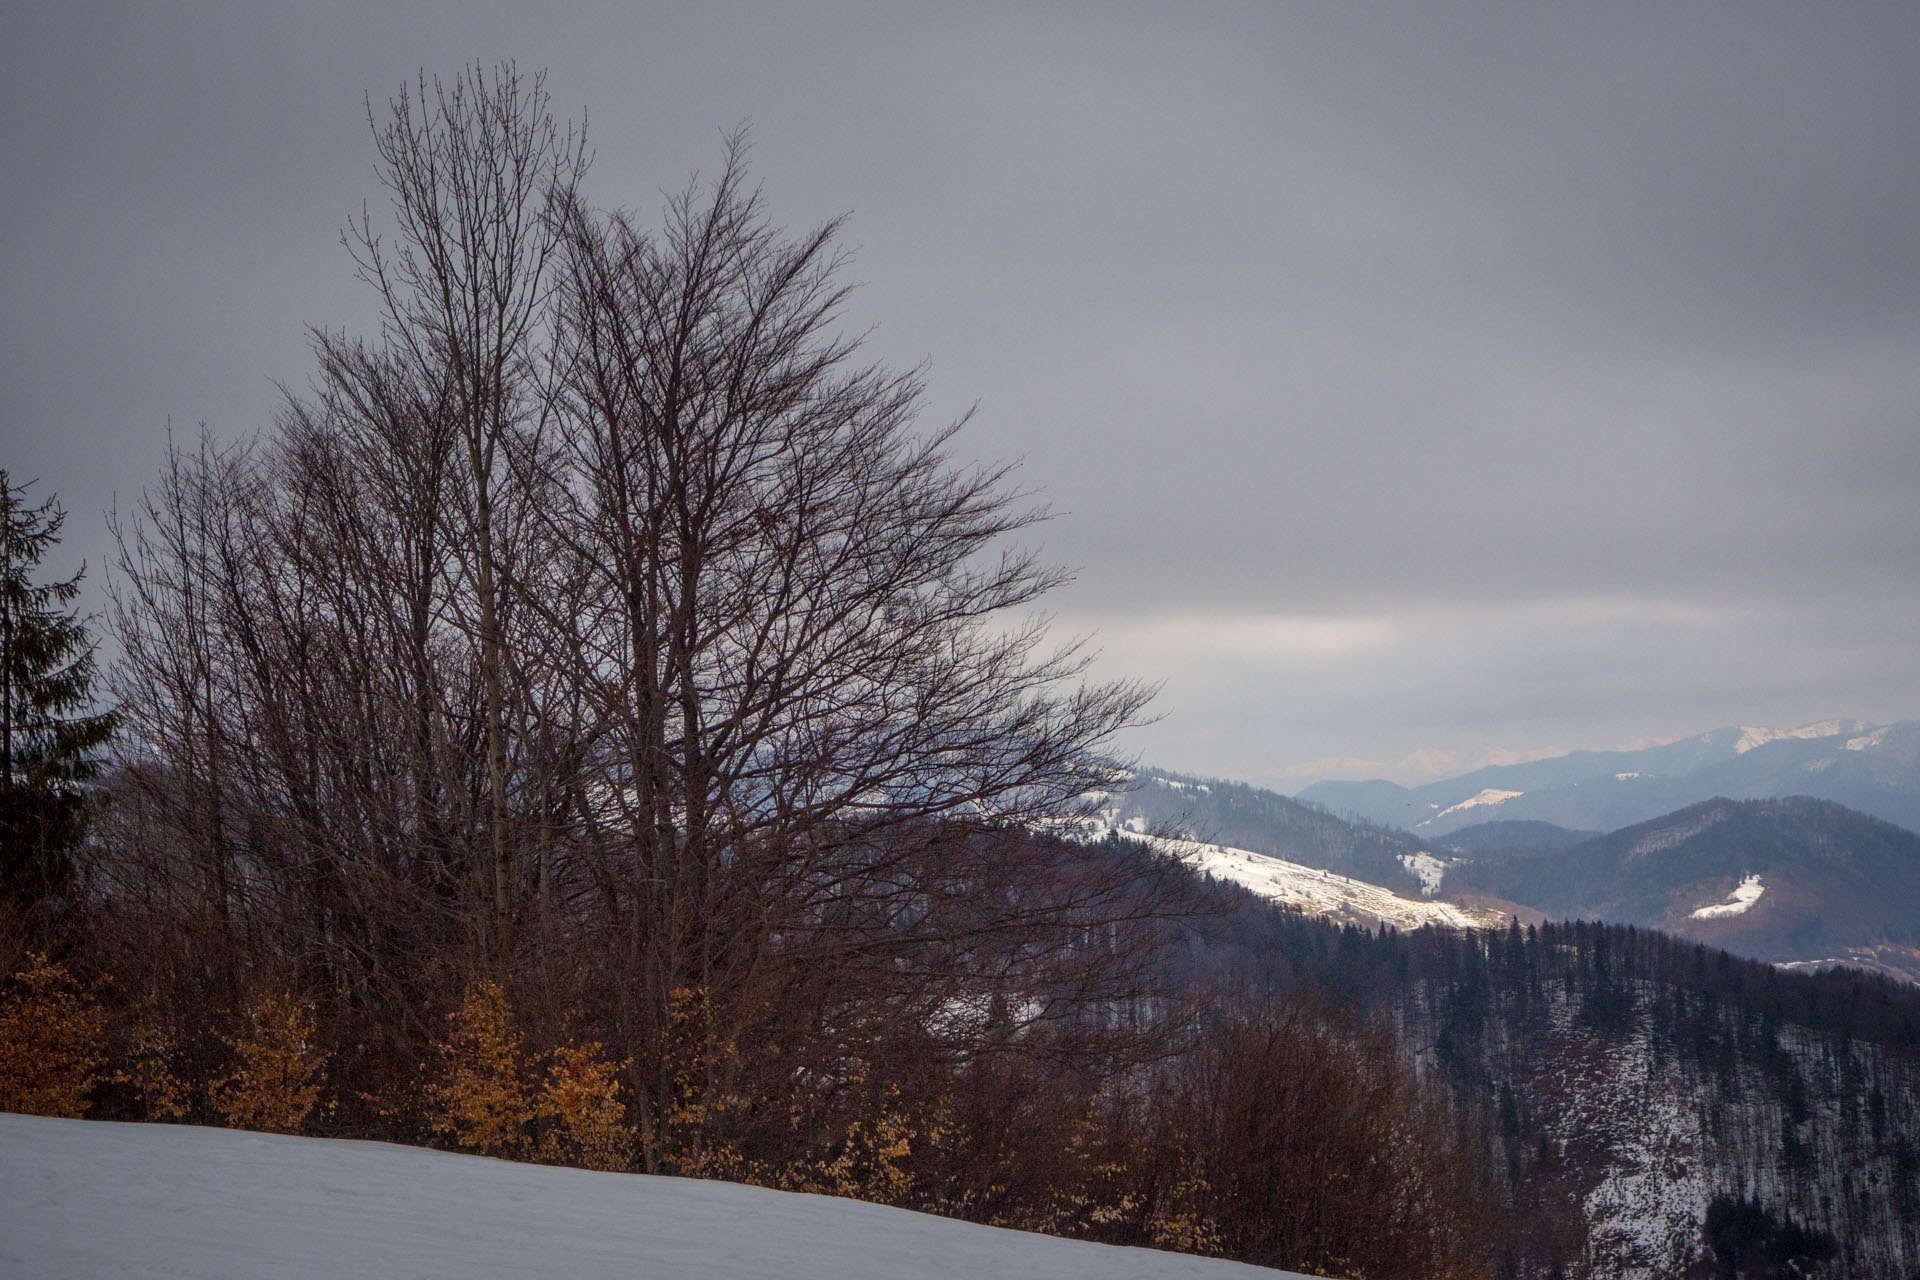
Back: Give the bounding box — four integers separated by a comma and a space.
1138, 831, 1506, 931
0, 1114, 1298, 1280
1085, 772, 1509, 928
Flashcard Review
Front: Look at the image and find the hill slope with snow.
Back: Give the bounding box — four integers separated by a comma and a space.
1129, 832, 1506, 931
0, 1114, 1297, 1280
1089, 771, 1512, 930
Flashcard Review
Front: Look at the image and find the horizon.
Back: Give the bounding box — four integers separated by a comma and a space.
1161, 714, 1893, 793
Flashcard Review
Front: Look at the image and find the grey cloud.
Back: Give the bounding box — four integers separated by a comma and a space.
4, 2, 1916, 781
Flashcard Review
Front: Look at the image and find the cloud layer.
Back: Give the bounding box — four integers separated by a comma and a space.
5, 3, 1916, 785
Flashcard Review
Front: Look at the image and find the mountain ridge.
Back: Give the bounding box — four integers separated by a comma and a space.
1297, 719, 1920, 836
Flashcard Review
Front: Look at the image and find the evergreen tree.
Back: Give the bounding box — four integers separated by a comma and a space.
0, 472, 116, 920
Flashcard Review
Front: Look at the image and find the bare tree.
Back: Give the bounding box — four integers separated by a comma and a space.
100, 91, 1175, 1165
346, 62, 588, 945
541, 137, 1159, 1166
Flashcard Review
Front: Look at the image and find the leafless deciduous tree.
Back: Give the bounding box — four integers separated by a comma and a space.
346, 63, 589, 944
537, 138, 1159, 1163
99, 73, 1173, 1162
65, 67, 1518, 1275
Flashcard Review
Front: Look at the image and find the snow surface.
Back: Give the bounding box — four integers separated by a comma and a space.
1424, 788, 1523, 823
1074, 797, 1502, 932
1398, 851, 1448, 897
1144, 834, 1503, 931
0, 1114, 1295, 1280
1568, 1034, 1710, 1279
1690, 874, 1764, 919
1732, 720, 1853, 754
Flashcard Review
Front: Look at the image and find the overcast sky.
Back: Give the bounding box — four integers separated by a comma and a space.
5, 3, 1917, 790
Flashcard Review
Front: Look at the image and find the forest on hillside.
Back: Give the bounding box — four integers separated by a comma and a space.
1187, 891, 1920, 1278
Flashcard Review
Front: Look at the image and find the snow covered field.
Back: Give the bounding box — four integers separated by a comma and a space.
0, 1114, 1298, 1279
1109, 828, 1505, 931
1165, 835, 1504, 930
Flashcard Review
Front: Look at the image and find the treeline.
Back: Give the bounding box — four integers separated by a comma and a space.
2, 841, 1496, 1280
1, 63, 1500, 1280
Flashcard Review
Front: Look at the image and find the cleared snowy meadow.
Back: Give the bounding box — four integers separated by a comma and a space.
0, 1113, 1302, 1279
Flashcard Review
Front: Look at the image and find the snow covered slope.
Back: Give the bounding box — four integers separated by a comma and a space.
0, 1114, 1296, 1280
1085, 772, 1508, 929
1129, 831, 1506, 931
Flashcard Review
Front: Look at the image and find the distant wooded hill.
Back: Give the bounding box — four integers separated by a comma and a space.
1445, 796, 1920, 983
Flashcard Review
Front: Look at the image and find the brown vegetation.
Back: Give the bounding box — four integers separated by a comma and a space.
211, 992, 327, 1135
0, 954, 107, 1117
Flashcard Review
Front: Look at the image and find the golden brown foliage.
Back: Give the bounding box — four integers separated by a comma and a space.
0, 953, 108, 1117
211, 992, 327, 1134
536, 1040, 632, 1172
427, 980, 534, 1158
758, 1082, 922, 1204
427, 979, 639, 1170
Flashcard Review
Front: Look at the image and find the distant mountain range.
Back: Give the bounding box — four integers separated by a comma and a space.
1111, 752, 1920, 983
1296, 719, 1920, 836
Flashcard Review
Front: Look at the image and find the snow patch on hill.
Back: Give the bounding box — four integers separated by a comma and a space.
1424, 788, 1523, 824
1399, 851, 1448, 896
0, 1114, 1292, 1280
1078, 787, 1503, 931
1733, 721, 1856, 754
1140, 833, 1503, 930
1573, 1038, 1712, 1279
1691, 875, 1764, 919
